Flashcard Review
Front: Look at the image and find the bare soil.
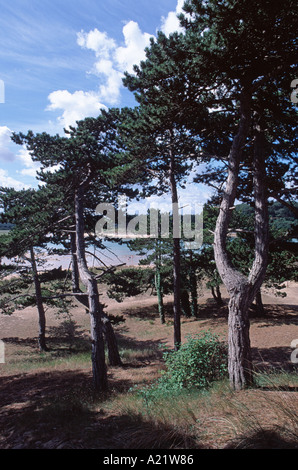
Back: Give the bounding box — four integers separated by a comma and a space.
0, 282, 297, 449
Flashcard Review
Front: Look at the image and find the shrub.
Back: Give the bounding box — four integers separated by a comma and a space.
163, 331, 228, 390
137, 331, 228, 405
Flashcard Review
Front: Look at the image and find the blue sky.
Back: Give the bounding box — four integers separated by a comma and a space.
0, 0, 211, 205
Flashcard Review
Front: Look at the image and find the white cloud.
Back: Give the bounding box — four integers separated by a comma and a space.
47, 3, 186, 130
16, 146, 41, 178
47, 21, 153, 130
114, 21, 152, 74
46, 89, 107, 130
76, 21, 153, 105
0, 168, 30, 190
0, 126, 15, 162
160, 0, 185, 36
94, 59, 123, 104
77, 28, 116, 59
0, 127, 42, 184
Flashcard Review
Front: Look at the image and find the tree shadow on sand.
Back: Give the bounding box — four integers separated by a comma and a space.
0, 369, 201, 450
252, 345, 297, 373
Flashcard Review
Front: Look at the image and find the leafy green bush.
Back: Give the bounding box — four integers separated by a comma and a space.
137, 331, 228, 405
163, 331, 228, 390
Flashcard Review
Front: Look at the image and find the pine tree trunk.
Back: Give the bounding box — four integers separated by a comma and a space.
169, 138, 182, 350
189, 251, 198, 317
181, 288, 191, 317
30, 246, 48, 352
155, 237, 165, 324
255, 288, 265, 316
70, 230, 122, 368
102, 317, 123, 366
173, 238, 181, 350
213, 86, 269, 390
211, 285, 224, 306
211, 286, 217, 302
190, 282, 198, 317
155, 269, 165, 324
75, 186, 107, 393
70, 232, 80, 293
228, 282, 253, 390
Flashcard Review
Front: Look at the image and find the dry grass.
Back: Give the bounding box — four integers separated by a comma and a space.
0, 285, 298, 449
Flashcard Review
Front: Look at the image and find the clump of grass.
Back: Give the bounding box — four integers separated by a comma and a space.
210, 369, 298, 449
109, 367, 298, 449
111, 413, 200, 449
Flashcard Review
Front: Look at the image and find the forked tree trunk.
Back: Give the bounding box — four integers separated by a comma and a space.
213, 87, 269, 390
75, 186, 107, 392
29, 246, 48, 352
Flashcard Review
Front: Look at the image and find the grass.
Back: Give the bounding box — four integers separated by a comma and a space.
1, 337, 298, 448
0, 299, 298, 449
97, 371, 298, 449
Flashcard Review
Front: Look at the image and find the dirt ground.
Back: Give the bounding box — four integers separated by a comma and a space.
0, 282, 297, 449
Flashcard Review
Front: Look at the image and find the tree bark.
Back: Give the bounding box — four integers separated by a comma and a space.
75, 186, 107, 392
71, 229, 122, 368
189, 251, 199, 317
169, 136, 182, 350
211, 285, 224, 306
155, 238, 165, 324
181, 288, 191, 317
228, 283, 253, 390
70, 232, 80, 293
213, 86, 269, 390
29, 246, 48, 352
102, 316, 122, 366
216, 285, 223, 306
155, 269, 165, 324
255, 288, 265, 316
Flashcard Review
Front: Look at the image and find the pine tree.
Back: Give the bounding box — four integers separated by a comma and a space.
11, 109, 132, 392
123, 39, 203, 348
0, 186, 71, 351
174, 0, 298, 390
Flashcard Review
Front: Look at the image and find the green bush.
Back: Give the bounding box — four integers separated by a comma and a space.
137, 331, 228, 405
163, 331, 228, 390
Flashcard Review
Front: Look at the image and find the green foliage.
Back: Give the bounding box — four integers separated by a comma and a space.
0, 265, 74, 316
137, 332, 228, 404
163, 332, 228, 389
103, 267, 154, 302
